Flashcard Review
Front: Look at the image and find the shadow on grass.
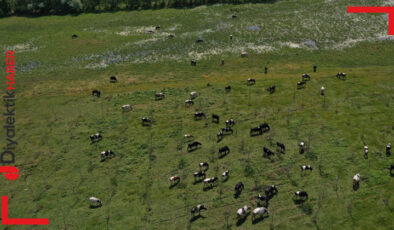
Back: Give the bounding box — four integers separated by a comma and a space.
169, 181, 180, 189
252, 215, 269, 224
236, 213, 250, 226
293, 198, 307, 205
353, 183, 359, 191
190, 215, 206, 223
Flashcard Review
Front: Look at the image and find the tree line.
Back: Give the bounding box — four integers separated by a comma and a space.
0, 0, 276, 17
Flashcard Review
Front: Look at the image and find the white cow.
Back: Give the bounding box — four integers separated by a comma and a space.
236, 205, 250, 219
252, 207, 269, 220
89, 197, 102, 207
122, 104, 132, 112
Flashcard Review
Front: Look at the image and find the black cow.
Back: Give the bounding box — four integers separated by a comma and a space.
219, 146, 230, 158
221, 59, 225, 65
225, 86, 231, 92
168, 34, 175, 38
250, 126, 262, 136
260, 123, 270, 133
142, 117, 152, 126
235, 182, 244, 195
109, 76, 117, 83
155, 92, 165, 100
336, 72, 346, 80
264, 66, 268, 74
294, 191, 308, 200
232, 14, 237, 18
92, 90, 101, 97
256, 194, 268, 207
90, 133, 102, 143
212, 114, 220, 124
267, 85, 276, 94
155, 26, 161, 30
225, 119, 235, 127
313, 65, 317, 72
196, 39, 204, 43
297, 81, 306, 89
263, 147, 274, 158
191, 60, 197, 66
389, 164, 394, 175
194, 112, 206, 120
276, 142, 285, 152
191, 205, 207, 217
221, 127, 233, 135
188, 141, 202, 152
247, 78, 256, 85
302, 73, 311, 82
72, 34, 78, 39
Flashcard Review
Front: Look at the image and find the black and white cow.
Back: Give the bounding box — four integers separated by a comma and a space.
184, 134, 194, 142
320, 86, 325, 96
256, 194, 268, 207
222, 170, 230, 179
250, 126, 263, 136
188, 141, 202, 152
301, 165, 313, 171
364, 145, 368, 159
72, 34, 78, 39
217, 131, 223, 142
199, 162, 209, 171
92, 89, 101, 97
386, 143, 391, 156
194, 112, 206, 120
276, 142, 285, 152
190, 91, 198, 99
235, 182, 244, 194
89, 197, 102, 207
336, 72, 346, 80
236, 206, 250, 220
191, 204, 207, 217
185, 99, 194, 106
353, 173, 360, 186
90, 133, 102, 143
263, 147, 274, 158
155, 92, 165, 100
241, 51, 248, 57
247, 78, 256, 85
212, 114, 220, 124
225, 119, 235, 127
142, 117, 152, 126
260, 123, 270, 133
101, 150, 115, 160
219, 146, 230, 158
193, 170, 206, 181
267, 85, 276, 94
265, 185, 278, 198
109, 76, 117, 83
203, 177, 218, 188
225, 85, 231, 92
122, 104, 132, 112
297, 81, 306, 89
299, 141, 306, 154
389, 164, 394, 175
221, 127, 233, 135
302, 73, 311, 82
169, 176, 180, 185
294, 191, 308, 200
191, 60, 197, 66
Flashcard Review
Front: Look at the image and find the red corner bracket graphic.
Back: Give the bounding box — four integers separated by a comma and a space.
348, 6, 394, 35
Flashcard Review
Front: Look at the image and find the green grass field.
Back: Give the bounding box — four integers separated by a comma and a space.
0, 0, 393, 229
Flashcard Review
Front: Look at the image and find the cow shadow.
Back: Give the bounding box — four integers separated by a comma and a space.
293, 198, 307, 205
203, 185, 216, 191
234, 191, 242, 199
193, 179, 204, 185
252, 215, 268, 225
89, 205, 102, 209
218, 153, 228, 159
190, 215, 206, 223
222, 176, 229, 183
353, 183, 359, 191
169, 181, 180, 189
236, 213, 250, 226
390, 171, 394, 177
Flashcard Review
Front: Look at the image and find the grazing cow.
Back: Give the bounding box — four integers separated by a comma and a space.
184, 134, 194, 142
193, 170, 206, 181
225, 119, 235, 127
168, 34, 175, 38
191, 60, 197, 66
142, 117, 152, 126
265, 185, 278, 198
235, 182, 244, 194
267, 85, 276, 94
299, 142, 305, 154
250, 126, 262, 136
321, 86, 325, 96
225, 85, 231, 92
252, 207, 269, 220
212, 114, 220, 124
90, 133, 102, 143
169, 176, 180, 184
302, 73, 311, 81
232, 14, 237, 18
313, 65, 317, 72
217, 131, 224, 142
101, 150, 115, 160
294, 191, 308, 200
109, 76, 117, 83
301, 165, 313, 171
230, 34, 233, 40
122, 104, 132, 112
386, 143, 391, 156
241, 51, 248, 57
221, 59, 225, 65
264, 66, 268, 74
236, 206, 250, 220
203, 177, 218, 188
336, 72, 346, 80
263, 147, 274, 158
276, 142, 285, 152
222, 170, 230, 179
221, 127, 233, 135
389, 164, 394, 175
247, 78, 255, 85
155, 92, 165, 100
297, 81, 306, 89
147, 30, 154, 33
155, 26, 161, 30
72, 34, 78, 39
185, 99, 194, 106
260, 123, 270, 133
196, 39, 204, 43
191, 204, 207, 217
188, 141, 202, 151
92, 89, 101, 97
194, 112, 206, 120
199, 162, 209, 171
364, 145, 368, 159
256, 194, 268, 206
190, 91, 198, 99
353, 173, 360, 185
219, 146, 230, 158
89, 197, 102, 207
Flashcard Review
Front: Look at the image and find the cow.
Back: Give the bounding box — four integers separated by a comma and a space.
276, 142, 285, 153
109, 76, 117, 83
256, 194, 268, 207
299, 142, 306, 154
221, 127, 233, 135
89, 197, 102, 207
184, 134, 194, 142
236, 206, 250, 220
225, 119, 235, 127
225, 85, 231, 92
313, 65, 317, 72
194, 112, 206, 120
252, 207, 269, 221
221, 59, 225, 65
389, 164, 394, 175
353, 173, 360, 190
264, 66, 268, 74
263, 147, 274, 158
230, 35, 233, 40
101, 150, 115, 160
336, 72, 346, 80
185, 99, 194, 106
265, 185, 278, 199
241, 51, 248, 57
155, 92, 165, 100
199, 162, 209, 171
72, 34, 78, 39
235, 182, 244, 195
294, 191, 308, 200
155, 26, 161, 30
386, 143, 391, 156
193, 170, 206, 181
321, 86, 325, 96
297, 81, 306, 89
190, 91, 198, 99
191, 204, 207, 217
212, 114, 219, 124
222, 170, 230, 179
147, 30, 154, 33
169, 176, 180, 185
90, 133, 102, 143
260, 123, 270, 133
191, 60, 197, 66
302, 73, 311, 82
92, 89, 101, 97
232, 14, 237, 18
217, 131, 223, 142
219, 146, 230, 158
188, 141, 202, 152
247, 78, 255, 85
364, 145, 368, 159
168, 34, 175, 38
196, 39, 204, 43
301, 165, 313, 171
122, 104, 132, 112
142, 117, 152, 126
203, 177, 218, 188
267, 85, 276, 94
250, 126, 262, 136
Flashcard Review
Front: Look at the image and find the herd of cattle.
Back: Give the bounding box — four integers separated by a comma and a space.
87, 67, 392, 224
